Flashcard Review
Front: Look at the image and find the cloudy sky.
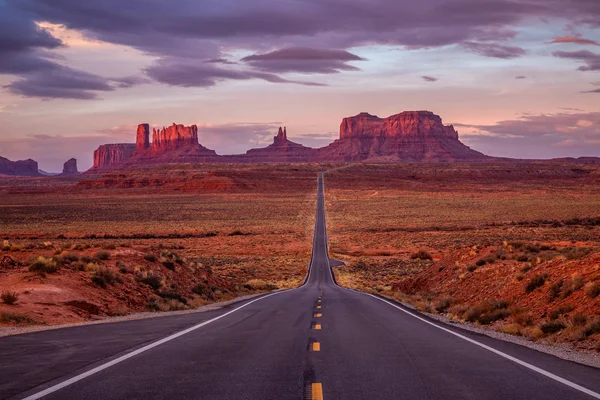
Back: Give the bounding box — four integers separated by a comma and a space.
0, 0, 599, 171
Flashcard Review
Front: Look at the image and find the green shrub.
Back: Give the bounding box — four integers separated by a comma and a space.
1, 291, 19, 305
584, 318, 600, 337
463, 300, 510, 325
91, 268, 118, 288
525, 274, 547, 293
410, 250, 433, 261
0, 312, 35, 324
28, 256, 58, 276
94, 251, 111, 261
540, 320, 566, 334
585, 282, 600, 299
571, 314, 588, 327
138, 273, 162, 290
548, 279, 563, 302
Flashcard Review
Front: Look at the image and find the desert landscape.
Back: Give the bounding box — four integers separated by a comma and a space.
326, 163, 600, 352
1, 112, 599, 355
0, 164, 321, 326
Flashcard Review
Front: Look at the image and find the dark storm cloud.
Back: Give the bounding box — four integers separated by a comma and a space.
4, 0, 600, 97
145, 59, 326, 88
553, 50, 600, 71
6, 67, 115, 99
0, 1, 144, 99
241, 48, 364, 73
421, 76, 438, 82
18, 0, 593, 54
461, 41, 526, 58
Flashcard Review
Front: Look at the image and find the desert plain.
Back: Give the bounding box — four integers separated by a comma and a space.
1, 162, 599, 354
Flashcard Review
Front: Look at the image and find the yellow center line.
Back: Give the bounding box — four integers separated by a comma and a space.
314, 324, 321, 330
312, 342, 321, 351
316, 305, 322, 309
311, 383, 324, 400
314, 313, 322, 318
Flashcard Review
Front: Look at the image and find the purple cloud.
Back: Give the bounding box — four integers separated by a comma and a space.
457, 112, 600, 158
461, 41, 527, 59
421, 76, 438, 82
515, 75, 527, 79
549, 35, 600, 46
553, 50, 600, 71
145, 59, 326, 87
111, 76, 151, 89
241, 47, 364, 73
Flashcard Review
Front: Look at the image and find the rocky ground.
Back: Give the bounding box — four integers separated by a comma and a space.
327, 163, 600, 353
0, 164, 319, 326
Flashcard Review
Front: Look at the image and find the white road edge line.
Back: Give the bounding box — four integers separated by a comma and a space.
21, 289, 294, 400
361, 292, 600, 399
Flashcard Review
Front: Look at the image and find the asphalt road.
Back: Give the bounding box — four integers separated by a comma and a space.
1, 173, 599, 399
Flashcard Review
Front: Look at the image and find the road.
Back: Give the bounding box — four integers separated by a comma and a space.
1, 173, 600, 399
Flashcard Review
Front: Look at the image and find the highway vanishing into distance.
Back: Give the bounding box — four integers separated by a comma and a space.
1, 173, 600, 399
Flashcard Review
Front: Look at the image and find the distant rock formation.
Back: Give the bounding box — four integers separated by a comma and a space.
88, 112, 489, 171
150, 124, 199, 153
0, 156, 39, 176
317, 111, 487, 162
90, 123, 217, 171
136, 124, 150, 153
93, 144, 136, 170
242, 126, 316, 162
62, 158, 79, 175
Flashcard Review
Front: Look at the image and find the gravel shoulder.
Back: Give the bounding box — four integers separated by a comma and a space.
379, 293, 600, 369
0, 291, 271, 338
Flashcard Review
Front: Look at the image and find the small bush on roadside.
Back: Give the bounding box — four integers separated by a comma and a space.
28, 256, 58, 276
584, 318, 600, 337
540, 320, 566, 334
1, 291, 19, 305
91, 268, 119, 288
571, 314, 588, 327
102, 244, 116, 250
466, 265, 477, 272
548, 279, 563, 302
1, 240, 10, 251
144, 253, 157, 262
585, 282, 600, 299
525, 274, 547, 293
138, 272, 162, 290
244, 279, 277, 291
0, 312, 35, 324
410, 250, 432, 261
434, 298, 452, 313
463, 300, 510, 325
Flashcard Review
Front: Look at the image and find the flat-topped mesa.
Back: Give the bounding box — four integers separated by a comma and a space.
151, 123, 198, 152
0, 156, 39, 176
92, 144, 136, 170
340, 111, 459, 140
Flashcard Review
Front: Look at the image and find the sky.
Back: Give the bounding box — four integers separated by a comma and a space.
0, 0, 599, 171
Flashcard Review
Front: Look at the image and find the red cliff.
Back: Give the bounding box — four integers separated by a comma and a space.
92, 144, 136, 171
151, 124, 199, 152
318, 111, 486, 162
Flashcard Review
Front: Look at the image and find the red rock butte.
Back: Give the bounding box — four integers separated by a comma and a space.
88, 111, 489, 171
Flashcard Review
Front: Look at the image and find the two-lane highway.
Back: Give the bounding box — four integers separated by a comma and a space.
1, 173, 599, 399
